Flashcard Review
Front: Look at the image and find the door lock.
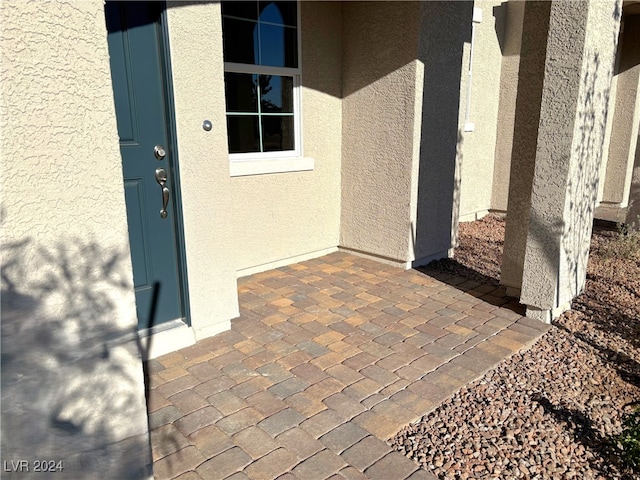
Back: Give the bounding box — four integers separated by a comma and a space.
154, 145, 166, 160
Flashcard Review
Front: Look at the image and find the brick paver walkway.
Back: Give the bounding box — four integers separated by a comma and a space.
146, 252, 549, 480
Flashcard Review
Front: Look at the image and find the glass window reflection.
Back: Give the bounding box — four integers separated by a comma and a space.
222, 1, 299, 155
259, 75, 293, 113
223, 1, 296, 67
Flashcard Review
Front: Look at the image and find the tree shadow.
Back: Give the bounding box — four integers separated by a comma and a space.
533, 393, 638, 479
1, 237, 158, 479
416, 258, 525, 316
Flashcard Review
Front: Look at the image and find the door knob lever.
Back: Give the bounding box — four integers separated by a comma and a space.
155, 168, 169, 219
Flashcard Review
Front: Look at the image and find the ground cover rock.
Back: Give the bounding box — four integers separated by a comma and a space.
391, 216, 639, 479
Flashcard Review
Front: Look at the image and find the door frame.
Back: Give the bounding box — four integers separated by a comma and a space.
159, 5, 191, 328
132, 3, 191, 331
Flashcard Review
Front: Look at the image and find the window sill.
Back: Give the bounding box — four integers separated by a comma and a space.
229, 157, 314, 177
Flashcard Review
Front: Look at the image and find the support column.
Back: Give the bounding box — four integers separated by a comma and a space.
601, 14, 640, 219
491, 0, 526, 213
628, 128, 640, 223
500, 1, 551, 295
413, 1, 473, 265
520, 0, 622, 322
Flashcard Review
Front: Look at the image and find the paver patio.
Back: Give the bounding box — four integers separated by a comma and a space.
145, 252, 550, 480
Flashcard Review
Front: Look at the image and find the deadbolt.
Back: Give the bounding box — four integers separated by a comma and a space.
154, 145, 166, 160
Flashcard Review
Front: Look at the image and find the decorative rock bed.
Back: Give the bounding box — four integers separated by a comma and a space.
391, 215, 640, 479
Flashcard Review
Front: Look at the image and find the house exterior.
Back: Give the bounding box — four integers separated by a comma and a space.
1, 0, 638, 478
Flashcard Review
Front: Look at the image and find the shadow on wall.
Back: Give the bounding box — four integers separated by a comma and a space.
1, 238, 155, 479
562, 51, 613, 299
413, 1, 472, 263
499, 0, 551, 291
492, 2, 508, 55
560, 0, 621, 300
521, 2, 620, 311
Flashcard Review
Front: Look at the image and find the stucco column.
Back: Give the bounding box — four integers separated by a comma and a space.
628, 128, 640, 223
413, 1, 473, 265
500, 1, 551, 295
519, 0, 622, 322
601, 15, 640, 214
491, 0, 526, 213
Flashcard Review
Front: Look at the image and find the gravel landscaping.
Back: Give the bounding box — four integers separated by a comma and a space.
391, 214, 640, 479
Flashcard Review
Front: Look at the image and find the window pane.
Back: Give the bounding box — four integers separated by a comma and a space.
222, 1, 258, 21
259, 23, 297, 68
259, 75, 293, 113
262, 116, 294, 152
225, 73, 258, 113
259, 1, 297, 27
222, 17, 258, 65
227, 116, 260, 153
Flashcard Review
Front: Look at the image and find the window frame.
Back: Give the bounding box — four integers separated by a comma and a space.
222, 1, 303, 162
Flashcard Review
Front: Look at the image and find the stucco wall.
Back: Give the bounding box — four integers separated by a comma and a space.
602, 14, 640, 207
628, 129, 640, 223
167, 2, 239, 338
340, 1, 421, 265
458, 0, 504, 222
231, 1, 342, 274
1, 1, 151, 477
500, 1, 551, 292
491, 0, 525, 213
414, 1, 473, 263
520, 0, 622, 319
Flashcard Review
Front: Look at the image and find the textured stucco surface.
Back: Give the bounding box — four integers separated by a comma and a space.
500, 1, 551, 292
414, 1, 473, 263
232, 1, 342, 273
166, 2, 239, 338
628, 129, 640, 223
602, 14, 640, 207
520, 0, 622, 315
1, 1, 150, 477
340, 2, 422, 265
491, 0, 525, 213
458, 0, 504, 221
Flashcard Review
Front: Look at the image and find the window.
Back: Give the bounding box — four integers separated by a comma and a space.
222, 1, 301, 159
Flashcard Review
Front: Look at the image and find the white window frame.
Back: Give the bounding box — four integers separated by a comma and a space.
222, 2, 305, 169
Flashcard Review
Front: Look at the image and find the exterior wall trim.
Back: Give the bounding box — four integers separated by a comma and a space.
159, 6, 192, 327
237, 246, 337, 277
230, 157, 315, 177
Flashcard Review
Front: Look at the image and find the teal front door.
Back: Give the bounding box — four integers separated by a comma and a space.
106, 2, 183, 330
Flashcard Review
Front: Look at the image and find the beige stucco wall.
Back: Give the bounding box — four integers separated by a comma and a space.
458, 0, 504, 222
167, 2, 239, 338
340, 1, 422, 266
601, 14, 640, 208
628, 129, 640, 223
595, 33, 621, 206
491, 0, 525, 213
413, 1, 473, 264
1, 0, 151, 476
500, 1, 551, 292
520, 0, 622, 320
231, 1, 342, 274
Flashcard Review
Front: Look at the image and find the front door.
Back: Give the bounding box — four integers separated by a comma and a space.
106, 2, 183, 330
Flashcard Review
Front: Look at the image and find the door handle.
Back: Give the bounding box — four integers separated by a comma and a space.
155, 168, 169, 219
